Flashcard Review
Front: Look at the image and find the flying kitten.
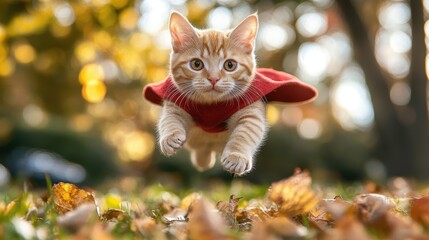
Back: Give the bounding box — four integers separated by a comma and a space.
144, 12, 317, 175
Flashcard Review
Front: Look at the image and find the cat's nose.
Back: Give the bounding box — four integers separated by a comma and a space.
207, 77, 220, 86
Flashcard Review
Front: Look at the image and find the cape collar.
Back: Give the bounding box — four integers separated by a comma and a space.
143, 68, 317, 132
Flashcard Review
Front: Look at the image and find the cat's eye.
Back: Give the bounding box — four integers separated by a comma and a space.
223, 59, 237, 72
190, 59, 204, 71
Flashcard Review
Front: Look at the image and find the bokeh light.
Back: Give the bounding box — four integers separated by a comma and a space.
260, 24, 292, 51
69, 114, 94, 132
119, 8, 139, 30
296, 12, 327, 38
280, 107, 303, 127
378, 2, 410, 29
390, 82, 411, 106
297, 118, 322, 139
13, 44, 36, 64
298, 42, 331, 83
138, 0, 170, 34
376, 1, 411, 79
54, 2, 76, 26
75, 41, 97, 63
0, 59, 15, 77
22, 104, 49, 128
331, 66, 374, 130
266, 105, 280, 125
79, 63, 105, 84
82, 80, 107, 103
208, 7, 232, 30
118, 131, 155, 161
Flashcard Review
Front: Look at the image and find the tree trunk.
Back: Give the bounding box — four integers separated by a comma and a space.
409, 0, 429, 179
335, 0, 416, 177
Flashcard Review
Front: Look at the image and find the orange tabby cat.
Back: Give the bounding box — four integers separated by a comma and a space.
158, 11, 263, 175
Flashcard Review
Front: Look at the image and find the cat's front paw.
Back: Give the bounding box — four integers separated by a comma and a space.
159, 132, 186, 156
221, 152, 252, 175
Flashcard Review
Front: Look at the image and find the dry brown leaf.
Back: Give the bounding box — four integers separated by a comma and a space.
52, 182, 95, 215
268, 169, 319, 217
320, 215, 372, 240
353, 193, 425, 239
101, 209, 126, 221
249, 216, 308, 240
132, 217, 159, 235
216, 195, 241, 214
381, 211, 424, 240
166, 222, 188, 240
216, 195, 242, 228
188, 198, 229, 240
354, 193, 394, 223
410, 196, 429, 225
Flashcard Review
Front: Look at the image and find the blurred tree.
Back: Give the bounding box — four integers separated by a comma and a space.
336, 0, 429, 179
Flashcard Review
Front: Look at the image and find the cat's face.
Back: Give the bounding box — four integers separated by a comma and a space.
169, 12, 258, 104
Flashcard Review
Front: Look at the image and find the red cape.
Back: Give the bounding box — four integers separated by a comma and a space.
143, 68, 317, 133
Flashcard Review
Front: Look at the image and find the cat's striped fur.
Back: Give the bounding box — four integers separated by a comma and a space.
158, 11, 267, 175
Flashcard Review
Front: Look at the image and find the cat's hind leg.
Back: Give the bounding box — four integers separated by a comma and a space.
190, 149, 216, 171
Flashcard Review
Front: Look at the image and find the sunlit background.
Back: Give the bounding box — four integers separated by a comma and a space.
0, 0, 427, 186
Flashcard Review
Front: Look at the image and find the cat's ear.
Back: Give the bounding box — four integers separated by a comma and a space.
230, 13, 258, 53
169, 11, 199, 52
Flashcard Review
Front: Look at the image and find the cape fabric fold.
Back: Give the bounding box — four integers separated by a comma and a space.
143, 68, 317, 132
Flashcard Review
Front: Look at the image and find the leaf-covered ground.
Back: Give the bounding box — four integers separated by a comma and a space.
2, 169, 429, 240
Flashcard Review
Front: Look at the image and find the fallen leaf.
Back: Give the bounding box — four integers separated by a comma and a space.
132, 216, 158, 233
216, 195, 241, 228
188, 198, 229, 240
52, 182, 95, 215
216, 195, 241, 214
162, 208, 188, 224
268, 169, 319, 217
320, 215, 372, 240
410, 196, 429, 225
249, 216, 308, 240
57, 203, 97, 232
354, 193, 425, 239
354, 193, 394, 223
166, 222, 188, 240
381, 211, 424, 240
101, 209, 127, 221
180, 192, 200, 210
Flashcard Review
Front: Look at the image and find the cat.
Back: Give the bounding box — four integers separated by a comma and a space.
159, 11, 263, 175
144, 11, 317, 175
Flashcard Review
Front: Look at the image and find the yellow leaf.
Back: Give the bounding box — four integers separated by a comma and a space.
180, 192, 200, 210
268, 169, 319, 217
52, 182, 95, 215
104, 193, 122, 210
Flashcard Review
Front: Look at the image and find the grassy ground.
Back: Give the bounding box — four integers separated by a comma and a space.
1, 170, 429, 240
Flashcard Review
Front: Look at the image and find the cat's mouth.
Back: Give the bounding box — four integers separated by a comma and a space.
203, 86, 223, 93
